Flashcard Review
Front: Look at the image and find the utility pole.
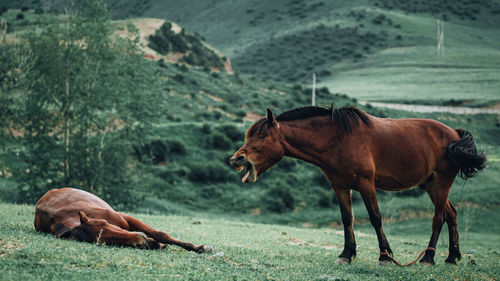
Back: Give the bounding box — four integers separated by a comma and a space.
311, 72, 316, 106
437, 20, 444, 57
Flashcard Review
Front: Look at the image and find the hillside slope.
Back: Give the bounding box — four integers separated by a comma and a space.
135, 0, 500, 104
3, 1, 500, 103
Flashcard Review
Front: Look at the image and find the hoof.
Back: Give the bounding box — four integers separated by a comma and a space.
419, 261, 434, 266
445, 257, 458, 265
133, 232, 149, 248
379, 260, 392, 266
445, 259, 458, 266
334, 257, 351, 265
199, 245, 214, 253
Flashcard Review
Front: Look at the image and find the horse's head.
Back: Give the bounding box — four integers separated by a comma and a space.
69, 211, 153, 248
229, 108, 285, 183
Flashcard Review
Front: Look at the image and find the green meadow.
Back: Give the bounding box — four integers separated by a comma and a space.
1, 196, 500, 281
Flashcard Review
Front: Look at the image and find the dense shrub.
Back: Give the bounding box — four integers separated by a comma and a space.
200, 185, 224, 198
148, 22, 173, 54
264, 186, 296, 213
201, 123, 212, 134
167, 140, 187, 154
318, 190, 337, 208
176, 63, 189, 72
188, 161, 231, 183
313, 171, 330, 189
170, 34, 188, 53
275, 157, 296, 171
155, 166, 189, 184
207, 131, 232, 150
148, 21, 224, 69
174, 73, 184, 82
216, 124, 243, 142
134, 139, 186, 164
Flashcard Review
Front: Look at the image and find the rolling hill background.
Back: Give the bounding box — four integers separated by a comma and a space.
3, 0, 500, 102
0, 0, 499, 228
124, 0, 500, 103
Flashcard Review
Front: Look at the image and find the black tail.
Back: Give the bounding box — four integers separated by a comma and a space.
446, 129, 487, 179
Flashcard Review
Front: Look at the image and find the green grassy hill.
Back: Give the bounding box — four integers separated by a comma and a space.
3, 1, 500, 105
135, 0, 500, 105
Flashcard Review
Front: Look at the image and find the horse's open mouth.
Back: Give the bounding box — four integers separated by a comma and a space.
235, 162, 257, 183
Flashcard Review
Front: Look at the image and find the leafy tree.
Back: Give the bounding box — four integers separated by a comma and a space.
10, 1, 162, 207
0, 42, 26, 146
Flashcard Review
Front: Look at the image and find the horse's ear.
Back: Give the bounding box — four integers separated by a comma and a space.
266, 108, 277, 127
79, 211, 89, 224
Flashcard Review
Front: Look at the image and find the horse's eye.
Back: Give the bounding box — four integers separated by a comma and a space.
259, 135, 266, 140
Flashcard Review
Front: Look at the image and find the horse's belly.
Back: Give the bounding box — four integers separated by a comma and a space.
374, 174, 423, 191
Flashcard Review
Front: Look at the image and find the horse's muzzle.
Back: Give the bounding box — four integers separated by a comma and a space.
229, 154, 247, 170
229, 155, 257, 183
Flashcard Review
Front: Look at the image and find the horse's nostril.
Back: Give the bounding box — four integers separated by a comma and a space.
235, 155, 245, 161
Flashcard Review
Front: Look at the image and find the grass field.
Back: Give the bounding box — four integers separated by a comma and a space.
1, 200, 499, 281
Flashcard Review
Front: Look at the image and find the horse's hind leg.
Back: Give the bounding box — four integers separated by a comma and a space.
420, 171, 458, 265
444, 200, 461, 264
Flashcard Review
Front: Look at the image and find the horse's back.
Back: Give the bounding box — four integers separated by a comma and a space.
36, 188, 113, 211
35, 188, 124, 233
366, 117, 459, 189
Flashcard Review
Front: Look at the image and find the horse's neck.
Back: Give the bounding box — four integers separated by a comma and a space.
279, 119, 338, 168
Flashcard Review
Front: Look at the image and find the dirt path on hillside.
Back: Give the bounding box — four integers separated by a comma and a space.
359, 101, 500, 114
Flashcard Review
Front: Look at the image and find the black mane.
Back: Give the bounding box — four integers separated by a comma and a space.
276, 106, 371, 133
54, 222, 72, 239
71, 224, 96, 243
276, 106, 331, 122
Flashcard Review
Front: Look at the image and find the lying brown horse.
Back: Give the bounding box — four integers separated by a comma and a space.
35, 188, 213, 253
229, 106, 486, 265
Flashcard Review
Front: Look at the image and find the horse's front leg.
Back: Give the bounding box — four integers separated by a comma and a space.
358, 179, 393, 265
332, 186, 356, 264
119, 213, 213, 253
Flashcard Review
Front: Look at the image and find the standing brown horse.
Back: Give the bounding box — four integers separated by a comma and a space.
35, 188, 213, 253
229, 106, 486, 265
